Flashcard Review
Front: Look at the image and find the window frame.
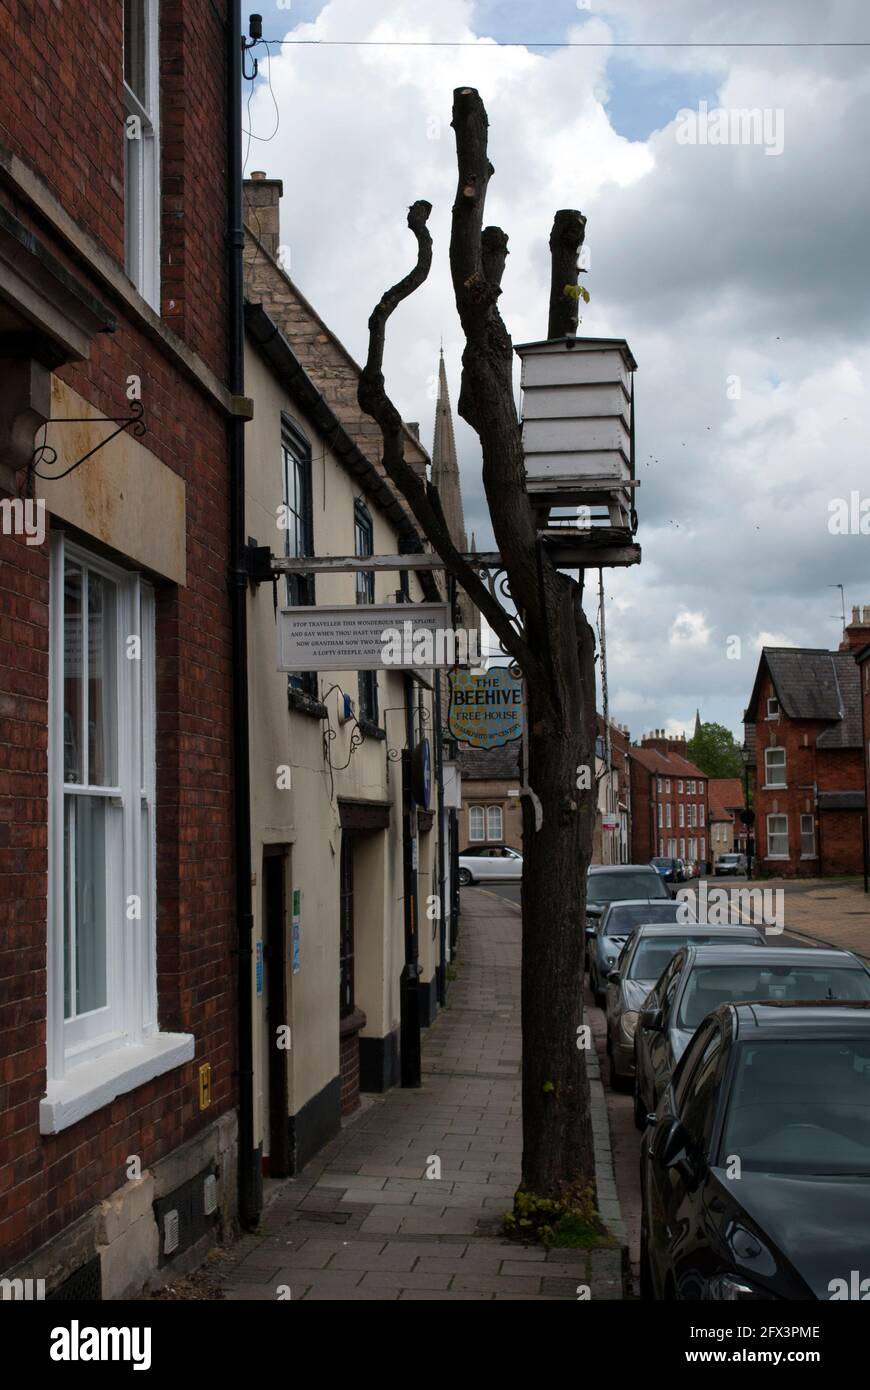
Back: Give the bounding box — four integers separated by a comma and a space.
123, 0, 161, 308
48, 534, 158, 1079
281, 417, 318, 700
486, 804, 504, 841
764, 745, 786, 788
800, 813, 816, 859
354, 498, 378, 724
469, 805, 485, 842
766, 812, 789, 859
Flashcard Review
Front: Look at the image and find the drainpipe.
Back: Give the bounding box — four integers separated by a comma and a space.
434, 673, 447, 1006
227, 0, 259, 1229
398, 566, 422, 1087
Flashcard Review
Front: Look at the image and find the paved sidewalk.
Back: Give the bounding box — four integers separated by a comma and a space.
214, 889, 625, 1301
764, 878, 870, 959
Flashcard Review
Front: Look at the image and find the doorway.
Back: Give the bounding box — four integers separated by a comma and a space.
262, 847, 290, 1176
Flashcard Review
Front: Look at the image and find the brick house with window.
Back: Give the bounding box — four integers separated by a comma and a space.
743, 613, 869, 877
1, 2, 239, 1295
854, 608, 870, 875
629, 731, 710, 869
708, 777, 746, 867
456, 743, 522, 853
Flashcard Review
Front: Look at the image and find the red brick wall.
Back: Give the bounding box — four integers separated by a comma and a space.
750, 672, 864, 877
629, 755, 710, 866
0, 2, 234, 1271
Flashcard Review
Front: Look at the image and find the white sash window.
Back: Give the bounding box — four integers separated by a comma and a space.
44, 535, 191, 1133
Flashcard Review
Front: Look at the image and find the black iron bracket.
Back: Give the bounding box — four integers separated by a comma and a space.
26, 401, 146, 494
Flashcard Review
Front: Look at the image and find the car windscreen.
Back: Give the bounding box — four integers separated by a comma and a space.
629, 935, 755, 981
605, 901, 685, 935
720, 1038, 870, 1175
677, 964, 870, 1031
589, 872, 669, 904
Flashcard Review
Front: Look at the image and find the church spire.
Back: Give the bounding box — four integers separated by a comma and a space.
431, 350, 467, 552
694, 708, 702, 738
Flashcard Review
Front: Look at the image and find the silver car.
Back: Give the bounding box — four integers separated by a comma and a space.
633, 944, 870, 1129
604, 923, 763, 1090
458, 844, 522, 885
715, 852, 747, 876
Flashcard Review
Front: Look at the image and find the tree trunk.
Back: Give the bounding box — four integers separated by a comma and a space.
358, 86, 600, 1207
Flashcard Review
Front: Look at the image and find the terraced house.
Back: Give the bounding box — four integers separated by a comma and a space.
743, 610, 870, 878
241, 172, 468, 1185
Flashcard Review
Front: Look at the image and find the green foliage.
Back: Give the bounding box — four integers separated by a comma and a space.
563, 283, 590, 304
687, 721, 744, 780
503, 1184, 611, 1249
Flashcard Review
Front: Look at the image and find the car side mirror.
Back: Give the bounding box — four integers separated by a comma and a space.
585, 926, 597, 939
640, 1007, 663, 1032
658, 1117, 690, 1168
607, 970, 621, 984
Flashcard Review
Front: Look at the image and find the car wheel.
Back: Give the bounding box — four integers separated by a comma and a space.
458, 867, 472, 887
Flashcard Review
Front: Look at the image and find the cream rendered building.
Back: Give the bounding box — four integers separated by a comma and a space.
242, 175, 451, 1181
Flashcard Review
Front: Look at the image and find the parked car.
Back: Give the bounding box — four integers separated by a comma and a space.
651, 856, 685, 883
715, 852, 748, 877
640, 1001, 870, 1300
604, 923, 764, 1089
458, 844, 522, 886
634, 945, 870, 1129
588, 898, 696, 1007
586, 863, 670, 957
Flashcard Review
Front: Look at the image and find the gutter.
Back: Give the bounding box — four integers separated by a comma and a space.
227, 1, 259, 1229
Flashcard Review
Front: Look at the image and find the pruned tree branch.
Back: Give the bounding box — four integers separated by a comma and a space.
548, 208, 587, 339
357, 199, 535, 673
449, 87, 569, 712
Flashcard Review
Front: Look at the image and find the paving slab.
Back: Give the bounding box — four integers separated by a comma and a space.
209, 889, 627, 1302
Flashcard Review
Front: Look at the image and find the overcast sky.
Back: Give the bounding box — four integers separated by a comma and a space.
244, 0, 870, 742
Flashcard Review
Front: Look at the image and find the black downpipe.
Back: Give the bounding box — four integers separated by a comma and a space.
227, 1, 259, 1229
434, 673, 447, 1007
399, 571, 422, 1087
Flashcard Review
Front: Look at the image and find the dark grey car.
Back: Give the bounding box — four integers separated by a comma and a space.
604, 923, 763, 1090
588, 897, 693, 1006
633, 944, 870, 1129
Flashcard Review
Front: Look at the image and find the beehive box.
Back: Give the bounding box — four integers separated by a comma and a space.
516, 337, 637, 499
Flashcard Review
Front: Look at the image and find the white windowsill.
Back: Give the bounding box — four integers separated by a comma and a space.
40, 1032, 195, 1135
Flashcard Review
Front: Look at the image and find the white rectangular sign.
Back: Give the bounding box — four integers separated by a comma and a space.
277, 602, 455, 672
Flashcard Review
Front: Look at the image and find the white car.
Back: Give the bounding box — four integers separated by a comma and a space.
458, 845, 522, 885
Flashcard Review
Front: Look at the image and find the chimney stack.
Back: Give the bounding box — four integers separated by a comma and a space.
244, 171, 284, 260
839, 603, 870, 653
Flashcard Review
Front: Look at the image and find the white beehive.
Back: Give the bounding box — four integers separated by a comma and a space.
515, 336, 637, 512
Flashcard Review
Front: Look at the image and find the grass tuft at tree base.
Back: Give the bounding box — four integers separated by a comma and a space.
502, 1183, 615, 1249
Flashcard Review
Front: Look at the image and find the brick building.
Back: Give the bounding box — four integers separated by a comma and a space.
1, 2, 239, 1296
593, 716, 632, 864
456, 743, 523, 853
743, 612, 870, 878
629, 731, 710, 869
708, 777, 746, 867
854, 608, 870, 876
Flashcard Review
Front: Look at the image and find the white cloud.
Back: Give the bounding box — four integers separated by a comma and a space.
245, 0, 870, 741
